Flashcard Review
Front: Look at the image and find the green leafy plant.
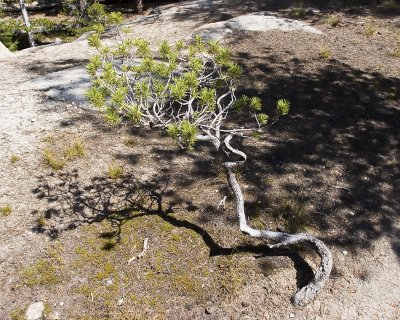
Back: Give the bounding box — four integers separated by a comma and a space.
0, 19, 22, 51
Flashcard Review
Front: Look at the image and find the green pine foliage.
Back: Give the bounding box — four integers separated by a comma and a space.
86, 31, 290, 150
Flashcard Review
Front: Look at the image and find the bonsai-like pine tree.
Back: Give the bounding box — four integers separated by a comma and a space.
85, 29, 332, 307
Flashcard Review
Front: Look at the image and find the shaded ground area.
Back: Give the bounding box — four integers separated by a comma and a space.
0, 1, 399, 319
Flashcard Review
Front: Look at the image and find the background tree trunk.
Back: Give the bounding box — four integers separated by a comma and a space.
17, 0, 35, 47
134, 0, 143, 14
79, 0, 87, 13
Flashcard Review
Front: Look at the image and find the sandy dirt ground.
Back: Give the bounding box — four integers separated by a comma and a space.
0, 1, 399, 319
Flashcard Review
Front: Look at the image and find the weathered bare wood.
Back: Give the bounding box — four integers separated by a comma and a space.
223, 134, 333, 307
17, 0, 35, 47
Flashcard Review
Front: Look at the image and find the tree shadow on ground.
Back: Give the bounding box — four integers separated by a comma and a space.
24, 58, 88, 76
229, 47, 400, 261
31, 169, 315, 289
167, 0, 399, 26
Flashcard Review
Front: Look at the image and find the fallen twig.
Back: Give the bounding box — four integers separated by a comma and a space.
128, 238, 149, 264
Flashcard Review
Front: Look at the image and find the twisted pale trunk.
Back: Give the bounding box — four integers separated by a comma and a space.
223, 134, 332, 307
17, 0, 35, 47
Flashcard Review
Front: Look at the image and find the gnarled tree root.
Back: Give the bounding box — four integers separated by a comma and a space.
223, 135, 332, 307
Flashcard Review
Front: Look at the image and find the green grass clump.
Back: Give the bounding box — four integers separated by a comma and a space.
271, 196, 311, 233
43, 138, 87, 170
392, 47, 400, 58
22, 259, 61, 286
10, 306, 26, 320
123, 137, 136, 147
1, 205, 12, 216
380, 0, 400, 13
64, 140, 85, 159
319, 48, 332, 59
365, 26, 376, 37
324, 15, 340, 27
43, 149, 65, 170
108, 162, 124, 179
291, 7, 306, 18
10, 155, 20, 164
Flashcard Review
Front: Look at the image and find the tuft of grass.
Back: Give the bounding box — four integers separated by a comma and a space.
36, 215, 47, 229
64, 140, 85, 159
365, 26, 376, 37
10, 306, 26, 320
123, 137, 136, 147
319, 47, 332, 59
380, 0, 400, 13
290, 7, 306, 18
271, 196, 311, 233
1, 205, 12, 216
10, 155, 20, 164
324, 15, 340, 27
43, 149, 65, 170
108, 162, 124, 179
22, 259, 61, 286
392, 47, 400, 58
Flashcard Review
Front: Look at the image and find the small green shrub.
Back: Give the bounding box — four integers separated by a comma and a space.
0, 19, 22, 51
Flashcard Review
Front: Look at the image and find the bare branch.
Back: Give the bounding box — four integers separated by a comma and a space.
223, 137, 332, 307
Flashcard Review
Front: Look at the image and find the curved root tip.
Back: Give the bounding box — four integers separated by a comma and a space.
291, 286, 317, 307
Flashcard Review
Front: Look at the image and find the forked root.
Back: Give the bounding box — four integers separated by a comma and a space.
223, 135, 332, 307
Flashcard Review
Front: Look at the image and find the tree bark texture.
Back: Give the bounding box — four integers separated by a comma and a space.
79, 0, 87, 13
223, 135, 333, 307
17, 0, 35, 47
134, 0, 143, 14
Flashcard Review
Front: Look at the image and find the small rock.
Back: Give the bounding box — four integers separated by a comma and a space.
48, 311, 61, 320
342, 250, 348, 255
289, 313, 295, 318
117, 298, 124, 306
205, 306, 214, 314
31, 118, 36, 123
59, 302, 64, 306
305, 7, 320, 14
26, 301, 44, 320
106, 278, 114, 286
241, 301, 250, 307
